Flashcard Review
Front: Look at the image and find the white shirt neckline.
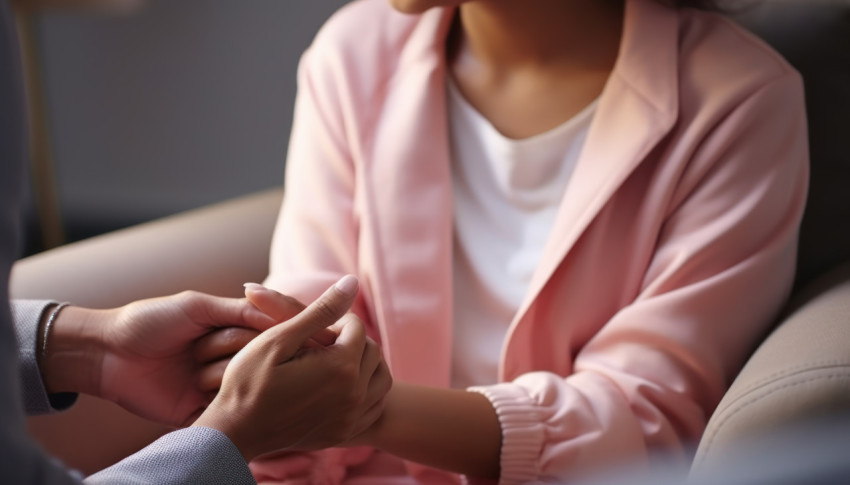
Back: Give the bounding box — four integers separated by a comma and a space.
447, 77, 599, 389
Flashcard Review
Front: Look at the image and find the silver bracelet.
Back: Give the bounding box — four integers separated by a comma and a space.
41, 302, 70, 360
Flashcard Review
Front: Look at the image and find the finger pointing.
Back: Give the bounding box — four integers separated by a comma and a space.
262, 275, 359, 363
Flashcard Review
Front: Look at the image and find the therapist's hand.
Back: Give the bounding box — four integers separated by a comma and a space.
193, 276, 392, 462
39, 291, 278, 427
193, 282, 337, 393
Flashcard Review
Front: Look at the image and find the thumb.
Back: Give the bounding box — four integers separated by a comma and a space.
263, 275, 359, 362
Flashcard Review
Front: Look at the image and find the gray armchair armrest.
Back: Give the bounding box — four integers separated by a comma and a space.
11, 188, 282, 474
693, 261, 850, 472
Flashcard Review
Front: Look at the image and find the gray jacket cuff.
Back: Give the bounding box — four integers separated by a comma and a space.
86, 427, 255, 484
12, 299, 78, 415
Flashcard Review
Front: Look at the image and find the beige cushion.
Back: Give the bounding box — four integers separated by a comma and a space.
11, 188, 282, 307
693, 261, 850, 472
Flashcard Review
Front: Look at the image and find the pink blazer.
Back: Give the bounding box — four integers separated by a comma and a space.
262, 0, 809, 483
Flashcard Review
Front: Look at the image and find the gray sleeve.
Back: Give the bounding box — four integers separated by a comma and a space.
86, 427, 256, 485
1, 300, 83, 484
11, 299, 78, 415
5, 301, 255, 485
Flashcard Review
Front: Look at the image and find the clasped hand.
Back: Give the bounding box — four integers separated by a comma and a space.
42, 275, 391, 462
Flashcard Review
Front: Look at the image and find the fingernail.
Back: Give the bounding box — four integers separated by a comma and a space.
243, 282, 265, 291
334, 275, 359, 297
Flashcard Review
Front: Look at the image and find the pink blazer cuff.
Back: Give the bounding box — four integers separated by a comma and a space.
468, 384, 545, 485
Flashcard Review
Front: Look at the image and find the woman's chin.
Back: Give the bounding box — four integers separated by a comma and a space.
387, 0, 460, 15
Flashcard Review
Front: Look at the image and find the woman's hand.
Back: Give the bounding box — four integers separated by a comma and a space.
193, 283, 337, 394
193, 277, 393, 461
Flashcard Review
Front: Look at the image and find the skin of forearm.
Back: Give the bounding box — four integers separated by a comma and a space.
359, 381, 503, 480
38, 305, 108, 397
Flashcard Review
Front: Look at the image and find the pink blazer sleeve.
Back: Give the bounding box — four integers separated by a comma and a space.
264, 46, 369, 323
258, 48, 378, 483
469, 72, 809, 483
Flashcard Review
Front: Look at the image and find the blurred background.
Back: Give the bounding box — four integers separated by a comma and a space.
17, 0, 348, 255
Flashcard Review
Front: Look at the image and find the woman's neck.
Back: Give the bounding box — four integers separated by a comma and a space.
451, 0, 624, 74
445, 0, 624, 139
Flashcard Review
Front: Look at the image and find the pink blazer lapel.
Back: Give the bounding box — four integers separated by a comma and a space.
507, 0, 681, 354
365, 0, 681, 386
365, 8, 457, 388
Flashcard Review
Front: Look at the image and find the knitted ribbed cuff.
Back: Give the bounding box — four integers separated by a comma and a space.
468, 384, 546, 485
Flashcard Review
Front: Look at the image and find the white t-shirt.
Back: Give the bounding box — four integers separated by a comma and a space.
447, 78, 598, 389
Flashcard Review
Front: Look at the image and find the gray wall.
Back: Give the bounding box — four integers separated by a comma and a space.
35, 0, 349, 238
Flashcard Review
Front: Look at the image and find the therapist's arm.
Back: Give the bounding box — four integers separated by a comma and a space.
8, 276, 391, 483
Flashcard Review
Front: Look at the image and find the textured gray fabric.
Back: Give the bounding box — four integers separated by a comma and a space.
87, 427, 256, 485
13, 299, 78, 414
1, 2, 254, 482
1, 0, 81, 482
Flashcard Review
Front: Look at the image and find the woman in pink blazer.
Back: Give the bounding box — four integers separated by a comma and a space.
252, 0, 809, 483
